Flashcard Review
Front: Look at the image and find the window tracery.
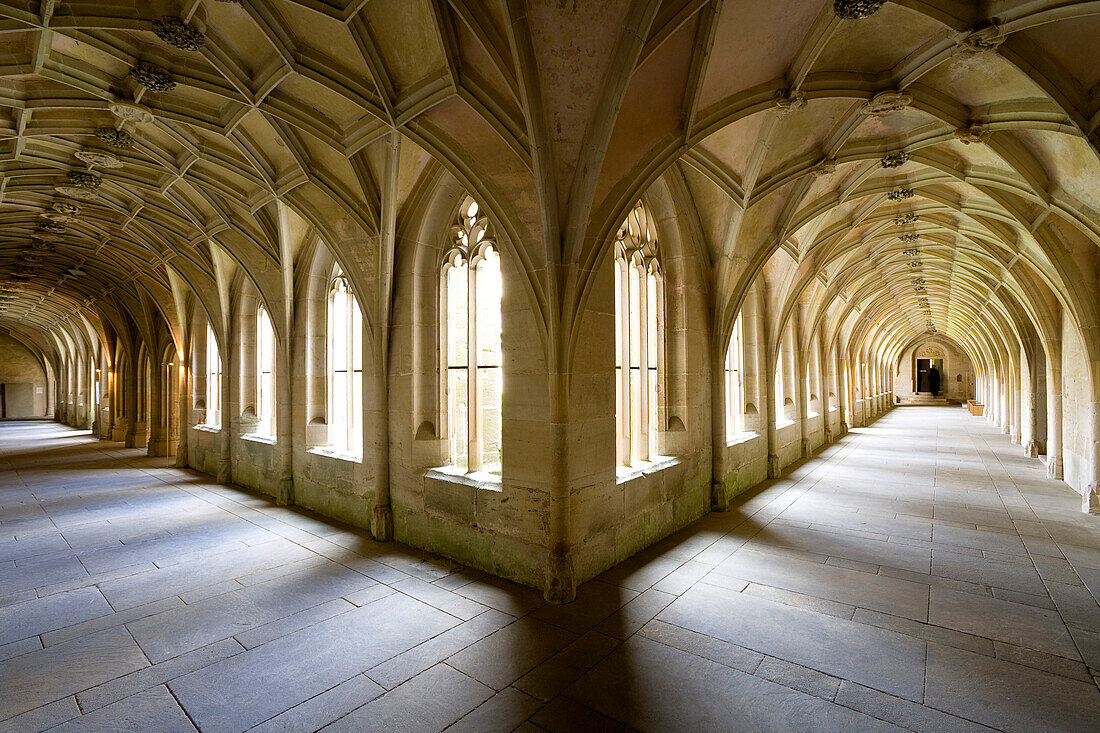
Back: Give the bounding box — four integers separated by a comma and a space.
441, 197, 502, 474
614, 201, 662, 466
256, 305, 275, 438
726, 312, 745, 439
205, 324, 221, 428
327, 271, 363, 455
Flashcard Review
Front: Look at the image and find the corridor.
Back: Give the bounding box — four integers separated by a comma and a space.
2, 407, 1099, 732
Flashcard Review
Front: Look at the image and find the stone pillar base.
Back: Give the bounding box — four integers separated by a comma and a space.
801, 438, 812, 459
544, 550, 576, 605
1083, 483, 1100, 515
711, 481, 730, 512
1047, 457, 1063, 480
1024, 440, 1039, 458
277, 476, 295, 507
216, 458, 231, 484
371, 504, 393, 541
767, 453, 780, 479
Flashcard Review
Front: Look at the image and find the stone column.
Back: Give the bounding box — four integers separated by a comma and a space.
1084, 399, 1100, 513
795, 307, 811, 459
275, 340, 295, 506
147, 359, 164, 456
123, 357, 138, 448
1046, 353, 1063, 480
217, 343, 232, 484
765, 338, 780, 478
710, 332, 729, 511
175, 344, 190, 469
836, 342, 848, 434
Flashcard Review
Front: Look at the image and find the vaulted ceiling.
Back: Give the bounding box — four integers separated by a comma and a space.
0, 0, 1097, 373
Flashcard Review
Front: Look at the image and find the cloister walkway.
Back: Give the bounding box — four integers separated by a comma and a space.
2, 408, 1100, 732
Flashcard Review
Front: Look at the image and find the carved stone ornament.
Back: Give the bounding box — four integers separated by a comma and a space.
53, 201, 80, 216
811, 158, 837, 177
861, 91, 913, 117
40, 222, 66, 234
902, 247, 921, 256
954, 124, 990, 145
773, 89, 807, 115
881, 152, 910, 168
153, 17, 206, 51
956, 24, 1005, 57
108, 103, 154, 125
912, 277, 926, 286
914, 285, 927, 293
95, 126, 134, 148
76, 150, 123, 169
68, 170, 102, 189
908, 260, 923, 269
918, 345, 943, 358
888, 188, 914, 200
130, 62, 176, 93
899, 233, 919, 243
894, 213, 919, 225
833, 0, 885, 20
56, 185, 100, 201
30, 238, 54, 250
42, 212, 77, 224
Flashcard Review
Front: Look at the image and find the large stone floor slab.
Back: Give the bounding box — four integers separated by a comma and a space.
2, 408, 1100, 731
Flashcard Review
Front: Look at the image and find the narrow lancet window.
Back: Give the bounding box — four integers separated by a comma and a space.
442, 197, 502, 474
615, 201, 662, 467
327, 271, 363, 455
257, 305, 275, 437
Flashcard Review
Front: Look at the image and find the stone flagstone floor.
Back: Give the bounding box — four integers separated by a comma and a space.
2, 407, 1100, 732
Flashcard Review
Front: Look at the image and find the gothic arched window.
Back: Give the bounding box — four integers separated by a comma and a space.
725, 311, 745, 438
327, 270, 363, 455
441, 196, 502, 474
256, 305, 276, 437
614, 201, 662, 467
206, 324, 221, 428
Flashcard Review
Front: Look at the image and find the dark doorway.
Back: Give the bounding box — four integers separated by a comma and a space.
916, 358, 943, 394
917, 359, 930, 392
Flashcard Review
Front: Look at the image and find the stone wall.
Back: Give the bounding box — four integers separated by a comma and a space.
0, 332, 48, 417
893, 338, 975, 402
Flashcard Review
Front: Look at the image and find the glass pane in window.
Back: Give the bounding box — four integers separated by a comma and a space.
448, 367, 468, 470
628, 266, 642, 368
207, 325, 220, 428
351, 368, 362, 454
629, 366, 641, 464
646, 273, 658, 370
479, 366, 502, 473
476, 248, 502, 367
448, 261, 468, 368
331, 370, 348, 453
331, 285, 347, 374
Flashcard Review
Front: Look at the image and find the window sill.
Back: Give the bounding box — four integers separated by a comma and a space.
425, 466, 503, 492
193, 425, 221, 434
617, 455, 679, 484
242, 434, 277, 446
307, 447, 362, 464
775, 419, 796, 429
725, 432, 759, 448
